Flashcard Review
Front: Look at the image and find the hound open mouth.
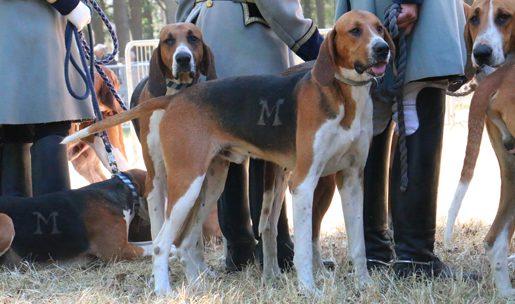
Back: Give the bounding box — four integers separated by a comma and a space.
367, 62, 388, 77
355, 61, 388, 77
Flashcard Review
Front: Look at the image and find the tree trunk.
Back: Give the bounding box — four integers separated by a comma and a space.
142, 0, 154, 39
113, 0, 131, 61
129, 0, 143, 40
301, 0, 313, 19
163, 0, 177, 24
91, 0, 106, 44
315, 0, 325, 28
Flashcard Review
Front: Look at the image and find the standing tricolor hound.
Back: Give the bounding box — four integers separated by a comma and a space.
62, 11, 394, 295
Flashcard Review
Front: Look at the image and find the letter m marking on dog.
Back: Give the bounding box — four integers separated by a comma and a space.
257, 99, 284, 126
33, 211, 61, 235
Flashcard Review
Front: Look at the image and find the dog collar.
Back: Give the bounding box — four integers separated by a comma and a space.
334, 74, 372, 87
166, 79, 193, 91
114, 172, 141, 211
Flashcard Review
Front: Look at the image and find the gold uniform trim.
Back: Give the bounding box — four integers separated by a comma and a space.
291, 21, 317, 52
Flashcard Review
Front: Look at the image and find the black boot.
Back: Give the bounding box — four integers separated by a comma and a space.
390, 87, 450, 277
249, 159, 294, 271
31, 135, 71, 196
1, 143, 32, 197
363, 122, 395, 270
218, 162, 256, 272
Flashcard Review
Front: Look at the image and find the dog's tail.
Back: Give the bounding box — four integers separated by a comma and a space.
62, 97, 170, 145
444, 70, 504, 246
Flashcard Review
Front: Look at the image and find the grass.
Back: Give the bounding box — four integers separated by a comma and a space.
0, 221, 511, 304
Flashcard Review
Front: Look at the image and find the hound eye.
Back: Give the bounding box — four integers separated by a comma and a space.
349, 27, 361, 37
187, 35, 199, 44
376, 26, 383, 33
164, 38, 175, 46
469, 15, 480, 26
495, 13, 511, 26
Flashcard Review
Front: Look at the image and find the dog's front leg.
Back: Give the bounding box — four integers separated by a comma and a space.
152, 216, 174, 296
291, 173, 319, 295
336, 167, 371, 287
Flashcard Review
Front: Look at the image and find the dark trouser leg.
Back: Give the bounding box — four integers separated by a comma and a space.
390, 87, 448, 276
249, 159, 294, 270
217, 162, 255, 271
31, 122, 71, 196
1, 125, 33, 197
363, 122, 395, 269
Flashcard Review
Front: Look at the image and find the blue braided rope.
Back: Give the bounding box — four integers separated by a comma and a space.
63, 0, 128, 174
383, 3, 409, 192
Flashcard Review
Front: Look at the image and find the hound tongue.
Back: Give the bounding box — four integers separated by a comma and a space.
370, 63, 387, 75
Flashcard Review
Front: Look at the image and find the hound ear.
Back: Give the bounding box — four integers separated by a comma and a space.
383, 25, 396, 63
148, 45, 167, 96
200, 43, 217, 80
463, 3, 473, 53
312, 30, 337, 86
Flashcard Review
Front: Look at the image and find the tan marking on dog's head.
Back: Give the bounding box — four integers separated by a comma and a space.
148, 23, 216, 96
466, 0, 515, 67
312, 10, 394, 86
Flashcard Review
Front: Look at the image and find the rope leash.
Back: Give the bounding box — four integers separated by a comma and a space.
63, 0, 140, 207
379, 3, 409, 192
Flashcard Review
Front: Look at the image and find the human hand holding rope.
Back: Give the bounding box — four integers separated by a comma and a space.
397, 4, 418, 35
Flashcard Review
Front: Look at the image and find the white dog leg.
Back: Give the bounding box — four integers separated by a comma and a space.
338, 168, 371, 287
292, 176, 319, 295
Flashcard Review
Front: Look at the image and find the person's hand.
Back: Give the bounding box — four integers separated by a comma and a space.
397, 4, 419, 35
66, 1, 91, 31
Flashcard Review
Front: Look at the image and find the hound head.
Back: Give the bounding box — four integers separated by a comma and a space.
465, 0, 515, 68
148, 23, 216, 96
312, 10, 395, 86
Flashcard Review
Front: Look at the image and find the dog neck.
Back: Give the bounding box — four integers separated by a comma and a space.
165, 78, 194, 95
334, 73, 373, 87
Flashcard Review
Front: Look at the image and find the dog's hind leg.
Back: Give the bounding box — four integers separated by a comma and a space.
147, 110, 167, 240
177, 156, 229, 285
259, 162, 288, 281
336, 166, 371, 287
312, 174, 335, 272
152, 172, 206, 296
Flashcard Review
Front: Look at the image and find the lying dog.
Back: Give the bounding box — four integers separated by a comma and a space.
0, 169, 152, 265
68, 66, 130, 183
63, 10, 393, 295
128, 23, 218, 241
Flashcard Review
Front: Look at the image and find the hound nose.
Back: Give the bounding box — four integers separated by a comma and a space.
175, 52, 192, 67
473, 44, 493, 65
373, 42, 389, 60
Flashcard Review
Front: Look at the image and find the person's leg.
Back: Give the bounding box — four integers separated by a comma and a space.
217, 162, 256, 271
31, 121, 71, 195
390, 87, 448, 276
249, 159, 294, 270
1, 125, 33, 197
363, 122, 395, 269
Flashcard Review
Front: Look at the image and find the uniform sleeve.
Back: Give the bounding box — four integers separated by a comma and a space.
254, 0, 323, 61
46, 0, 80, 15
176, 0, 196, 23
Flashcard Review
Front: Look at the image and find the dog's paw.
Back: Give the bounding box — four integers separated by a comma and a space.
153, 284, 174, 297
356, 273, 373, 290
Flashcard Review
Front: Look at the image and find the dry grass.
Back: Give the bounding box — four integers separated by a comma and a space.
0, 222, 511, 304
